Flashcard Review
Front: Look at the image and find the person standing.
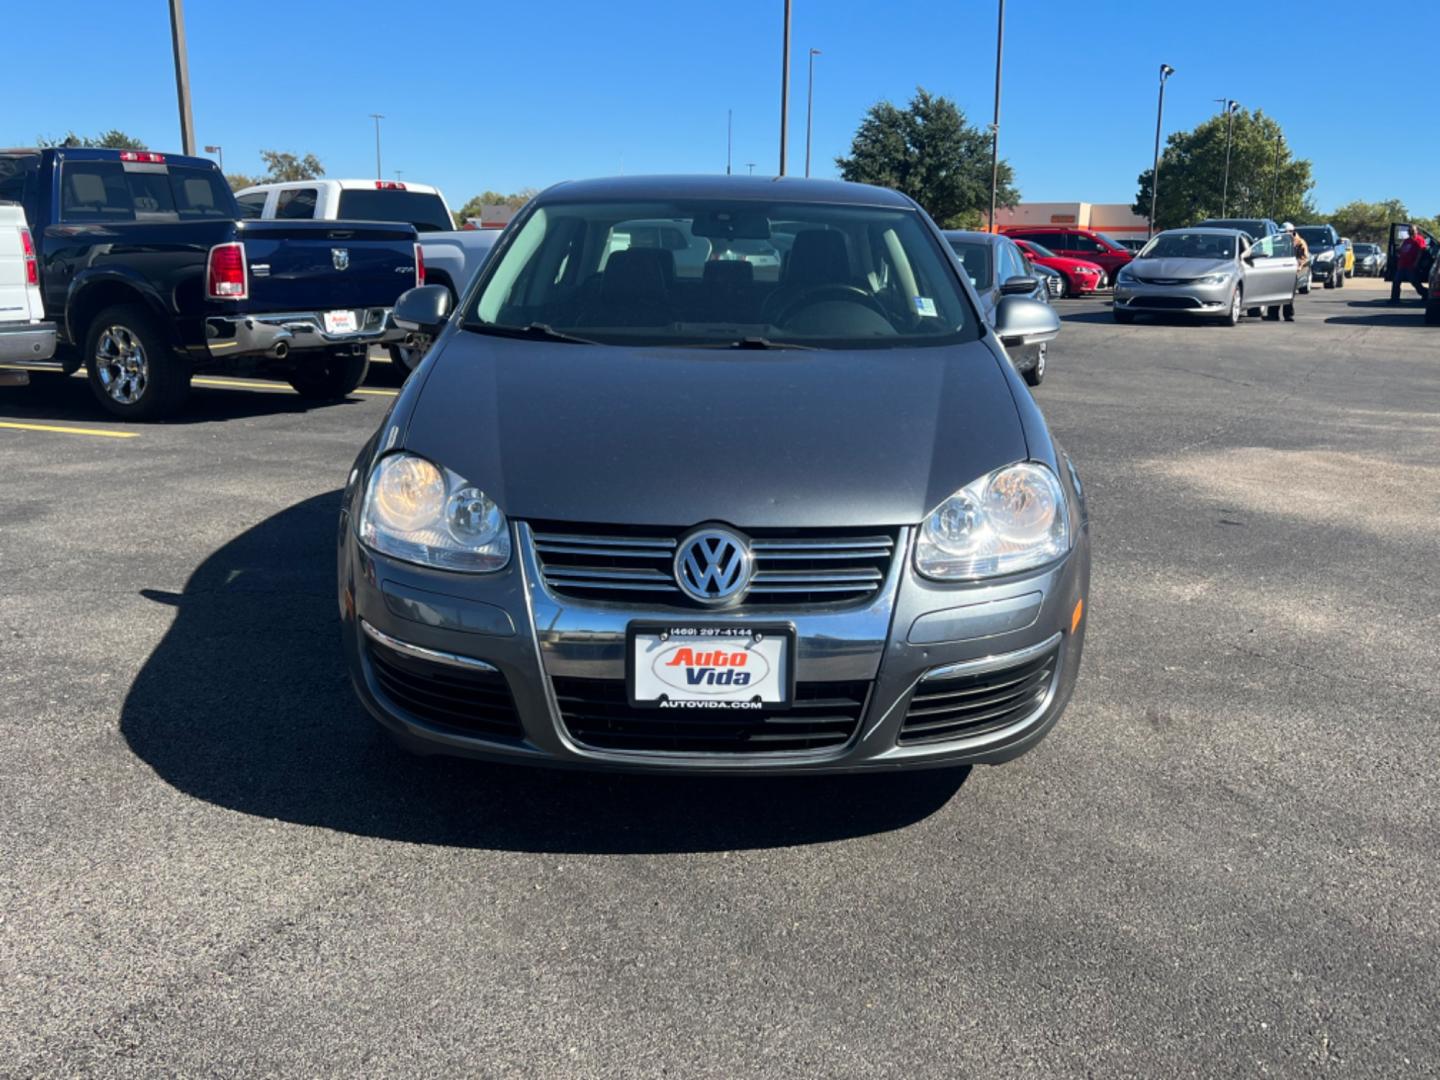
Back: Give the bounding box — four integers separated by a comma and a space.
1391, 225, 1428, 302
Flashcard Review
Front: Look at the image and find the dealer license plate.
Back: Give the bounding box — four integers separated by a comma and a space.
629, 625, 792, 709
323, 309, 359, 334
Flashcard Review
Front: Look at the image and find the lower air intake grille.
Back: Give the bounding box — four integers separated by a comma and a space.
366, 638, 523, 741
899, 644, 1058, 745
553, 677, 870, 754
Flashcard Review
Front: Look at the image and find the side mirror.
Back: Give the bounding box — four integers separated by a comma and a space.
393, 285, 454, 335
995, 295, 1060, 348
1000, 275, 1040, 296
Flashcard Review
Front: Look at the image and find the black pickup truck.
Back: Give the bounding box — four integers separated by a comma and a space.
0, 147, 420, 419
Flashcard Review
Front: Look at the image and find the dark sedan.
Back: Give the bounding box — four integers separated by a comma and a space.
338, 175, 1089, 773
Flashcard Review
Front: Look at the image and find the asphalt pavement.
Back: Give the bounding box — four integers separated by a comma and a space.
1, 277, 1437, 1077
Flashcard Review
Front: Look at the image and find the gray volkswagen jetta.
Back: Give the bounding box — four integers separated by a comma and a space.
338, 175, 1090, 773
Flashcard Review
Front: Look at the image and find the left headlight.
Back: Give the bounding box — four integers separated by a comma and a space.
1192, 273, 1231, 285
915, 462, 1071, 581
358, 452, 511, 572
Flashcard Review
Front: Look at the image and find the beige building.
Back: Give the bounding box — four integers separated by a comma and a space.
992, 202, 1148, 238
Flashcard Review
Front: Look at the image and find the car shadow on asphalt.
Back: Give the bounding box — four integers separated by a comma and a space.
1324, 298, 1430, 327
120, 493, 967, 854
0, 371, 374, 425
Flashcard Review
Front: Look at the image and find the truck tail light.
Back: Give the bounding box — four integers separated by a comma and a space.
19, 227, 38, 286
119, 151, 166, 163
375, 180, 406, 190
415, 243, 425, 286
206, 242, 248, 300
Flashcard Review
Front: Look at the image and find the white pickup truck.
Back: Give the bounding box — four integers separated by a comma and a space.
234, 179, 501, 370
0, 201, 57, 383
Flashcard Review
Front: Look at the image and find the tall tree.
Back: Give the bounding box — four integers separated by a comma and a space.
258, 150, 325, 182
225, 173, 261, 192
1133, 108, 1315, 230
453, 189, 538, 223
37, 129, 147, 149
836, 88, 1017, 228
1326, 199, 1409, 244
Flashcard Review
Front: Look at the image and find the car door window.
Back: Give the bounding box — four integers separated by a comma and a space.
235, 192, 267, 219
998, 241, 1024, 284
276, 187, 319, 219
1067, 234, 1105, 254
60, 162, 135, 222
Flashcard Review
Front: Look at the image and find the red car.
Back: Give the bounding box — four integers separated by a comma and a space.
1000, 226, 1134, 285
1012, 238, 1105, 297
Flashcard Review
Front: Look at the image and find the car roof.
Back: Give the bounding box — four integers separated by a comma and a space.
240, 178, 442, 195
1156, 227, 1246, 236
534, 174, 915, 208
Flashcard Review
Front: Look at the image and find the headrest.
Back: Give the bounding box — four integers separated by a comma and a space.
69, 172, 108, 207
602, 248, 674, 300
785, 229, 850, 285
703, 259, 754, 287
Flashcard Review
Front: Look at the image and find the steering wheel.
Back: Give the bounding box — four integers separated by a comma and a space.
768, 283, 890, 326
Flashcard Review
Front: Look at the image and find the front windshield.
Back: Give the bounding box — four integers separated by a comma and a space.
1297, 227, 1332, 248
467, 199, 976, 348
1139, 232, 1239, 260
946, 239, 994, 289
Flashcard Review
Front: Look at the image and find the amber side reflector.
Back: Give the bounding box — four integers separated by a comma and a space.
1071, 598, 1084, 633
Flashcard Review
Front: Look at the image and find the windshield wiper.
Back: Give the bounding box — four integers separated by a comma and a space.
721, 337, 818, 351
466, 322, 600, 345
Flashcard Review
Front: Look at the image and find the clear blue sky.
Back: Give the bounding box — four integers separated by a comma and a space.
6, 0, 1431, 214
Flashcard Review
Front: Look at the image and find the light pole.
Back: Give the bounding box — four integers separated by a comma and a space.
805, 48, 821, 177
1270, 132, 1283, 217
1148, 64, 1174, 238
168, 0, 196, 155
204, 144, 223, 173
746, 162, 757, 176
988, 0, 1005, 232
779, 0, 792, 175
369, 113, 384, 180
1221, 99, 1239, 217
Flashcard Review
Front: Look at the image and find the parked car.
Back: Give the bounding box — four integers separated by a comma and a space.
0, 200, 56, 377
1012, 238, 1104, 297
236, 179, 499, 372
1295, 224, 1346, 289
340, 175, 1087, 773
1340, 238, 1355, 277
1428, 256, 1440, 325
998, 225, 1132, 284
1113, 227, 1298, 325
1028, 261, 1066, 299
1352, 242, 1385, 276
946, 230, 1056, 386
0, 148, 420, 419
1197, 217, 1281, 239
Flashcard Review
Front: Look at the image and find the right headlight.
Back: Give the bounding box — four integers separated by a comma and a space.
358, 452, 511, 572
1115, 267, 1135, 284
915, 462, 1071, 581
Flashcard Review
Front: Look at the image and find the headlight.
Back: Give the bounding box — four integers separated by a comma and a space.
1192, 273, 1230, 285
1115, 268, 1135, 284
1314, 252, 1333, 263
915, 462, 1071, 580
359, 452, 510, 572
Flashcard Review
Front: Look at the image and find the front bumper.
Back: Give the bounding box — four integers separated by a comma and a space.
1113, 279, 1233, 314
338, 518, 1090, 774
1310, 261, 1337, 283
0, 321, 59, 368
205, 307, 402, 359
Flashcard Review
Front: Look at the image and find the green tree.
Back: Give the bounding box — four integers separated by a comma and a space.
258, 150, 325, 182
836, 88, 1017, 227
37, 129, 147, 149
1326, 199, 1408, 244
453, 188, 538, 223
225, 173, 261, 192
1133, 108, 1315, 230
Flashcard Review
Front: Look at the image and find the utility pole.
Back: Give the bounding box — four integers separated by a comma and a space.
369, 114, 384, 180
988, 0, 1005, 232
779, 0, 792, 175
805, 48, 821, 177
168, 0, 196, 155
1148, 65, 1174, 238
1270, 133, 1283, 217
1221, 99, 1239, 217
727, 109, 733, 175
204, 144, 223, 173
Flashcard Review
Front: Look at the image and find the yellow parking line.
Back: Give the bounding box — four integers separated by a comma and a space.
191, 376, 397, 398
0, 420, 138, 439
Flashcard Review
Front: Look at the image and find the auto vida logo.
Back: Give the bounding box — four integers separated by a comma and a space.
649, 643, 768, 694
331, 248, 350, 271
674, 527, 753, 605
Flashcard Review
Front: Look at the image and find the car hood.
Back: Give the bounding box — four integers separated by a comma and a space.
401, 333, 1029, 528
1129, 256, 1236, 279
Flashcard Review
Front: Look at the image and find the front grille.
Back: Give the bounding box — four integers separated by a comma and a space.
530, 522, 898, 607
899, 644, 1058, 745
1127, 294, 1202, 309
366, 639, 524, 741
553, 676, 870, 754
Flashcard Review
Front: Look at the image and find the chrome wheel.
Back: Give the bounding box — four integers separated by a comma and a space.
94, 325, 149, 405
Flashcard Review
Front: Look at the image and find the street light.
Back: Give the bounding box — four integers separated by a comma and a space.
805, 48, 822, 178
1148, 64, 1174, 238
988, 0, 1005, 232
779, 0, 792, 175
369, 113, 385, 180
1221, 99, 1240, 218
204, 144, 223, 173
168, 0, 196, 155
1270, 132, 1283, 218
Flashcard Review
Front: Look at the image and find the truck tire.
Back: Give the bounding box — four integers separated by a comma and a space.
84, 304, 190, 421
287, 349, 370, 400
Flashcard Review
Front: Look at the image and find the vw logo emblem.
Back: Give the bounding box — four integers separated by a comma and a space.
675, 527, 753, 605
331, 247, 350, 271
